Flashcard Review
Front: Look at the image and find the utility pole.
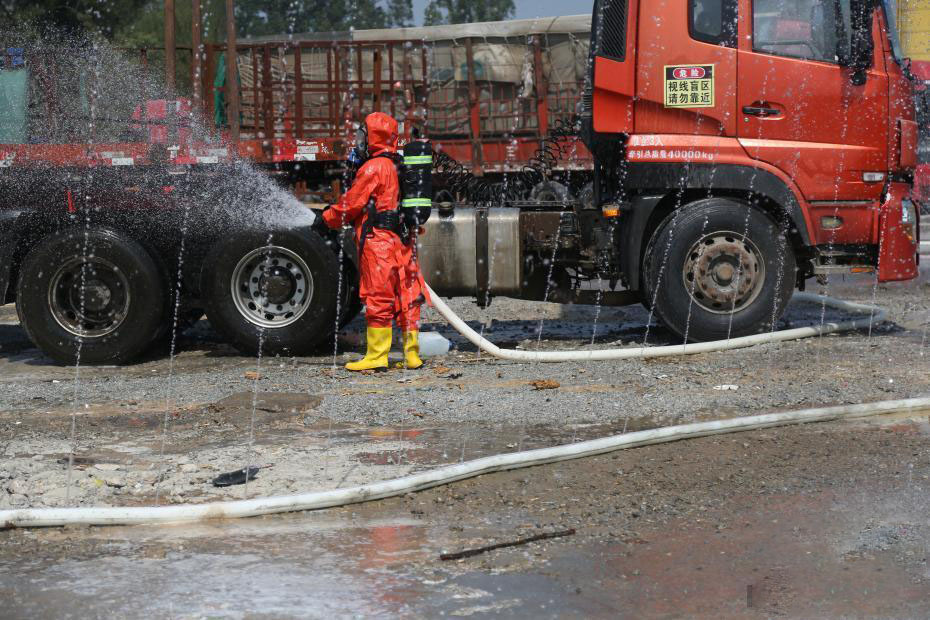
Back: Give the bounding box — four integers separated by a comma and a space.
225, 0, 240, 143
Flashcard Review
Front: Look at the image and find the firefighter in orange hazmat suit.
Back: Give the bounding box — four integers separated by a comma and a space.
321, 112, 428, 371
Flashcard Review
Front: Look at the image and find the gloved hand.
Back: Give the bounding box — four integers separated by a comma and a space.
310, 210, 330, 235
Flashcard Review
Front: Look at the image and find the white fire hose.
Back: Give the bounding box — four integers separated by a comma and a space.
3, 397, 929, 528
1, 290, 912, 529
424, 284, 887, 362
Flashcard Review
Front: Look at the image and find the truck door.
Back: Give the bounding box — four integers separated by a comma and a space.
737, 0, 888, 203
635, 0, 739, 138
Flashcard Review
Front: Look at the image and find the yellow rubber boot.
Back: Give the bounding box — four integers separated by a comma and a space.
346, 327, 392, 372
399, 330, 424, 370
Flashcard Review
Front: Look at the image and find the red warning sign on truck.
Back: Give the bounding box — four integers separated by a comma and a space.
664, 65, 715, 109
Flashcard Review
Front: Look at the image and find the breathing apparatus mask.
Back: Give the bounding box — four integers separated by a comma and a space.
348, 126, 369, 166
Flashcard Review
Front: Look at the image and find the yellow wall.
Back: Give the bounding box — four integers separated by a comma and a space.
899, 0, 930, 60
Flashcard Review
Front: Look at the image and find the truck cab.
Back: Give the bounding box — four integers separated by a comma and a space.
582, 0, 920, 341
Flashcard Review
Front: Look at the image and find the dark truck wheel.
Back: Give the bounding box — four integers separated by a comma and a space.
202, 229, 340, 356
16, 228, 166, 365
643, 198, 796, 342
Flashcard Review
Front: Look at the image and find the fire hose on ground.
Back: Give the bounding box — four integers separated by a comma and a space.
1, 290, 921, 529
424, 284, 887, 362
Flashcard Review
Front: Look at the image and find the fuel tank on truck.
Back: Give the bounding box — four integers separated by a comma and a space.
417, 207, 521, 298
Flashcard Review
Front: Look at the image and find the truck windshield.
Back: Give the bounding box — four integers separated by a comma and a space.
881, 0, 906, 62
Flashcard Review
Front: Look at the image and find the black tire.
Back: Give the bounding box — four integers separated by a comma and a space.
639, 210, 671, 312
201, 229, 340, 356
643, 198, 796, 342
16, 228, 166, 365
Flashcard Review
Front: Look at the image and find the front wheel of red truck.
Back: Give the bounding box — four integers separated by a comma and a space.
643, 198, 796, 343
201, 229, 341, 356
16, 228, 167, 365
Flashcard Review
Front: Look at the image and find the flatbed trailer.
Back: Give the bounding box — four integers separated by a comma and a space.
4, 16, 595, 199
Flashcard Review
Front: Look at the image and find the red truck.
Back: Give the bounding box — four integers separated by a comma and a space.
579, 0, 920, 340
0, 0, 921, 364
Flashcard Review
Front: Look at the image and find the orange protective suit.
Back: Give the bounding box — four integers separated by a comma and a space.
322, 112, 428, 330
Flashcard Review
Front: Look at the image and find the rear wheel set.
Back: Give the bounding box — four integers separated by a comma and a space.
17, 227, 345, 364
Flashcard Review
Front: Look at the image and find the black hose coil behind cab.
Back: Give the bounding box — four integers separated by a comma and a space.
432, 116, 582, 205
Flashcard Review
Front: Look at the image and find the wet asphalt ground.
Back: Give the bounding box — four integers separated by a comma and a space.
2, 265, 930, 616
3, 412, 930, 618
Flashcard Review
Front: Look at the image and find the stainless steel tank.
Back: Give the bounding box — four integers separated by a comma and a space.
417, 207, 521, 298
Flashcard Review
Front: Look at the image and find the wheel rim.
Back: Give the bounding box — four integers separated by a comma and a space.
230, 245, 314, 329
682, 231, 766, 314
48, 257, 131, 338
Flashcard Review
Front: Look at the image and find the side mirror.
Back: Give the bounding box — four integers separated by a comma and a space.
846, 0, 876, 85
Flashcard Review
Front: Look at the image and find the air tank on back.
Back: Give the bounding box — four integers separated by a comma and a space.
401, 139, 433, 227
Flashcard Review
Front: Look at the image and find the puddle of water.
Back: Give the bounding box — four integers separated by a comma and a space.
0, 514, 436, 619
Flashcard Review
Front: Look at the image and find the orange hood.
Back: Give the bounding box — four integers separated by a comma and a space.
365, 112, 399, 156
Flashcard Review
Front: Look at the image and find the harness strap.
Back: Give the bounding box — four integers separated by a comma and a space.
357, 199, 378, 259
358, 204, 408, 257
357, 152, 415, 257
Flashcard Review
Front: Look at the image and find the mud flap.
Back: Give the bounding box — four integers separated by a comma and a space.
878, 183, 919, 282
